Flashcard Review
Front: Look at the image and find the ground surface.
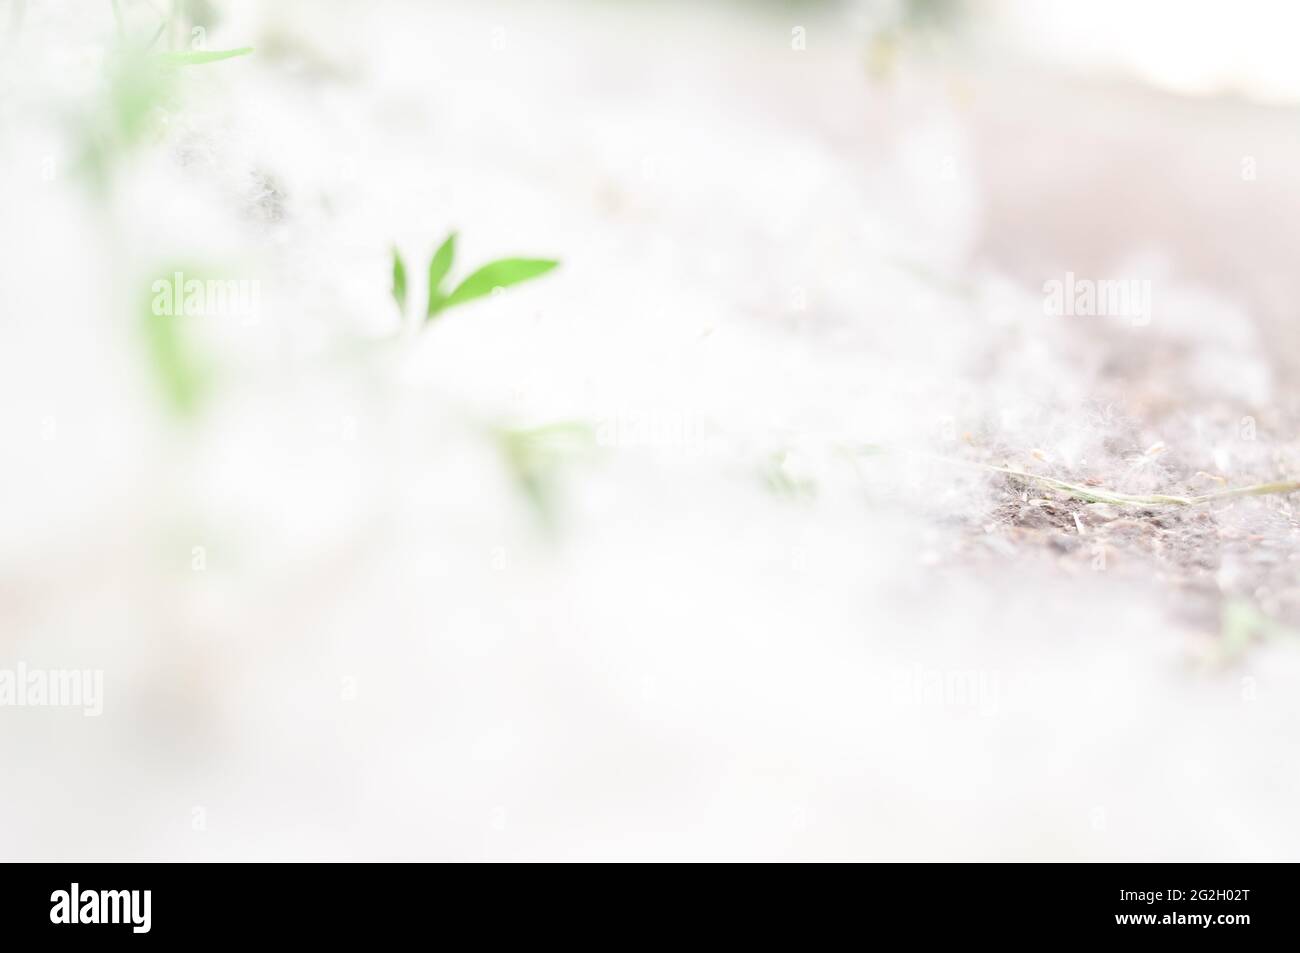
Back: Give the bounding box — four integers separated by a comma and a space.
1, 0, 1298, 860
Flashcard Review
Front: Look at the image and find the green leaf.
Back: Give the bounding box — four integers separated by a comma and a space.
153, 47, 254, 68
440, 258, 558, 313
425, 232, 457, 318
391, 247, 407, 315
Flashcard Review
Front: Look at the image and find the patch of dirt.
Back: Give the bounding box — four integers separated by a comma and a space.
970, 473, 1300, 639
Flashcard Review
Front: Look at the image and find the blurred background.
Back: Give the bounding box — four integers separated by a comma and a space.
2, 0, 1298, 860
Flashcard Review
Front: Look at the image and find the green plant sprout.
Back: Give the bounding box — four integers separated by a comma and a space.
389, 232, 559, 322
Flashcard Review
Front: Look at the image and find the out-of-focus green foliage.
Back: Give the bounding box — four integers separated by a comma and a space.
75, 4, 252, 190
761, 451, 816, 499
864, 0, 968, 82
153, 46, 253, 67
496, 422, 596, 531
1218, 599, 1296, 664
141, 267, 216, 419
391, 248, 409, 315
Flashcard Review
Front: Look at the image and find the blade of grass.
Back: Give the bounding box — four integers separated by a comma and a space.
855, 445, 1300, 507
979, 464, 1300, 506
